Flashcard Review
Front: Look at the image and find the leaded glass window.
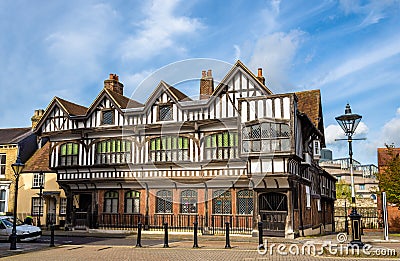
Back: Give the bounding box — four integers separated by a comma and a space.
149, 136, 189, 162
104, 191, 119, 213
242, 122, 291, 153
204, 132, 238, 160
32, 173, 44, 188
102, 110, 114, 125
237, 190, 253, 215
159, 105, 173, 121
96, 139, 131, 164
59, 143, 79, 166
156, 190, 173, 213
213, 190, 231, 214
125, 190, 140, 214
181, 190, 197, 214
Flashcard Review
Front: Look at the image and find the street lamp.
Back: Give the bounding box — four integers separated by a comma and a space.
342, 191, 349, 235
335, 103, 363, 246
10, 156, 25, 250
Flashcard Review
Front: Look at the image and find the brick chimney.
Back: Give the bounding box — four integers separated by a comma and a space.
104, 74, 124, 95
256, 68, 265, 85
31, 109, 44, 129
200, 69, 214, 99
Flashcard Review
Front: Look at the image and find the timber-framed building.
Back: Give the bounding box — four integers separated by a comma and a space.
34, 61, 336, 238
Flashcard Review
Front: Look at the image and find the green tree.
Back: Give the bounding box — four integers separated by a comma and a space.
377, 147, 400, 205
336, 179, 351, 201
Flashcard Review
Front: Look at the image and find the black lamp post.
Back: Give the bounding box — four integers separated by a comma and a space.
335, 103, 363, 246
10, 156, 25, 250
342, 192, 349, 235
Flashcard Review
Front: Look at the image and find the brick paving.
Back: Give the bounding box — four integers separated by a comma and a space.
1, 231, 399, 261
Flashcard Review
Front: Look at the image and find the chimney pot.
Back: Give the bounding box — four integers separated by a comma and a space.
256, 68, 265, 85
104, 74, 124, 95
258, 68, 263, 77
200, 69, 214, 99
31, 109, 44, 129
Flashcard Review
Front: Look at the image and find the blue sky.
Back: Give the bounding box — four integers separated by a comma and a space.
0, 0, 399, 165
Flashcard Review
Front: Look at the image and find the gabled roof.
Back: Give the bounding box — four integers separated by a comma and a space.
168, 86, 192, 101
296, 90, 323, 128
0, 127, 33, 144
55, 97, 87, 116
212, 60, 273, 97
22, 142, 52, 173
295, 89, 325, 145
105, 89, 144, 109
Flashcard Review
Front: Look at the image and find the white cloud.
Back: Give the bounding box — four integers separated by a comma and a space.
248, 30, 305, 91
354, 121, 369, 136
325, 124, 346, 144
234, 45, 241, 61
396, 107, 400, 115
313, 36, 400, 87
381, 116, 400, 147
120, 0, 203, 60
339, 0, 399, 28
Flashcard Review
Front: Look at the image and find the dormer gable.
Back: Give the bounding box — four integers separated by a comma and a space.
34, 97, 87, 134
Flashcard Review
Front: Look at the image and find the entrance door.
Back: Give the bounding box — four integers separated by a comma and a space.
259, 192, 287, 236
74, 194, 92, 230
46, 198, 56, 226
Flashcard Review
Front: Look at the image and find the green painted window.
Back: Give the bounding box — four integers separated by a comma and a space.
149, 136, 189, 162
125, 190, 140, 214
96, 139, 131, 164
59, 143, 79, 166
204, 132, 238, 160
104, 191, 119, 213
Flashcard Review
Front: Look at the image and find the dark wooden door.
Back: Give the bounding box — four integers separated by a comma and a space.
259, 192, 287, 236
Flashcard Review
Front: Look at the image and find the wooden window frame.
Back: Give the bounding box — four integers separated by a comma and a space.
124, 190, 140, 214
180, 190, 197, 214
156, 190, 173, 214
95, 139, 132, 164
158, 104, 173, 121
101, 109, 115, 125
59, 143, 79, 166
149, 136, 189, 162
204, 131, 238, 160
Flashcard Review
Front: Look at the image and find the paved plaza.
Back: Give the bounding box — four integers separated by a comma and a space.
1, 231, 399, 260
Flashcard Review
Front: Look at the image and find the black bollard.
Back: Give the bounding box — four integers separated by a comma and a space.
258, 222, 264, 250
193, 220, 199, 248
163, 222, 169, 248
136, 222, 142, 247
49, 224, 55, 247
224, 221, 231, 249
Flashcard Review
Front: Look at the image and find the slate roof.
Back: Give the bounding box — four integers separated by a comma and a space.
0, 127, 32, 144
55, 97, 88, 116
22, 142, 52, 173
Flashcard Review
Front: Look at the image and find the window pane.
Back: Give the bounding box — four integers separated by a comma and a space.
61, 144, 66, 155
103, 111, 113, 124
281, 139, 291, 151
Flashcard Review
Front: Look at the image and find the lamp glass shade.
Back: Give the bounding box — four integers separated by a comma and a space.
11, 159, 24, 177
335, 104, 362, 136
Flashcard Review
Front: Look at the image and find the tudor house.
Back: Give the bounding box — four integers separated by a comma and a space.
34, 61, 336, 238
